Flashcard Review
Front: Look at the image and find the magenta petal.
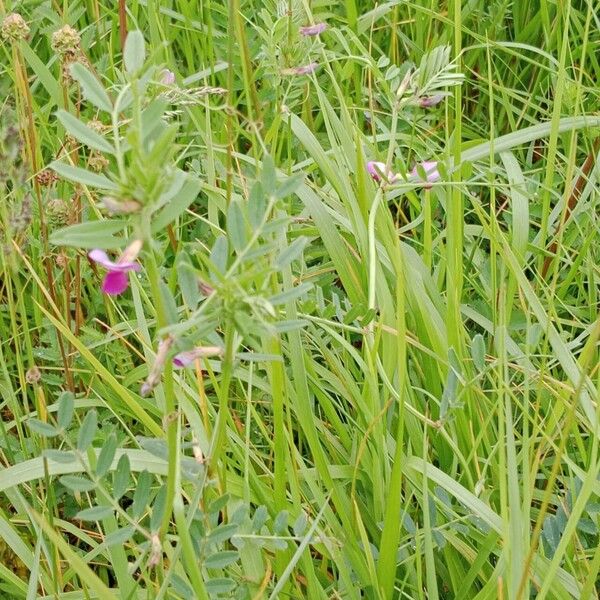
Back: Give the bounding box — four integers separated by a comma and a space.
102, 270, 129, 295
89, 249, 141, 272
89, 249, 114, 269
173, 351, 194, 368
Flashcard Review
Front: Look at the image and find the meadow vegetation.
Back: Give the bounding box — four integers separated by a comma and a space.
0, 0, 599, 598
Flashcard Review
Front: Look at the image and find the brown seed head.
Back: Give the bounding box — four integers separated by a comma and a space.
51, 24, 81, 57
25, 366, 41, 385
1, 13, 30, 42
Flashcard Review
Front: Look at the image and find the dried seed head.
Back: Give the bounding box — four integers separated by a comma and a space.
25, 366, 41, 385
87, 119, 105, 133
192, 440, 205, 464
35, 169, 58, 187
47, 198, 70, 225
147, 534, 162, 568
55, 253, 68, 268
1, 13, 30, 42
88, 151, 109, 172
51, 24, 81, 57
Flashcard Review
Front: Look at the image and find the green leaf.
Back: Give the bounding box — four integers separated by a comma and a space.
176, 254, 200, 310
69, 63, 112, 112
43, 450, 76, 463
293, 512, 308, 536
56, 391, 75, 430
59, 475, 96, 493
150, 486, 167, 532
248, 180, 267, 229
50, 220, 128, 249
56, 110, 114, 154
160, 281, 179, 326
260, 155, 277, 197
77, 410, 98, 451
471, 334, 486, 372
151, 176, 201, 232
204, 551, 239, 569
76, 506, 113, 521
275, 236, 308, 270
27, 419, 59, 438
96, 434, 117, 478
208, 494, 230, 515
205, 578, 236, 594
113, 454, 130, 499
209, 236, 228, 273
104, 526, 135, 547
208, 523, 239, 546
274, 510, 289, 533
268, 282, 313, 306
130, 470, 152, 519
32, 510, 115, 600
50, 160, 119, 191
227, 199, 247, 252
276, 172, 305, 199
124, 31, 146, 74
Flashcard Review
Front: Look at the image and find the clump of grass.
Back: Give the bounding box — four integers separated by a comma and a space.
0, 1, 599, 598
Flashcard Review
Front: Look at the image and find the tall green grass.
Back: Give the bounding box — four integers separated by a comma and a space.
0, 0, 599, 598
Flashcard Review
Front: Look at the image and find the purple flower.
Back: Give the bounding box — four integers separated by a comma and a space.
300, 23, 328, 36
418, 94, 445, 108
287, 62, 319, 76
88, 240, 142, 295
367, 161, 399, 183
160, 69, 175, 85
173, 346, 223, 368
410, 161, 440, 189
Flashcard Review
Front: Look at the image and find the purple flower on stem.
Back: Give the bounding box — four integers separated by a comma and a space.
418, 94, 445, 108
89, 240, 142, 295
300, 22, 328, 36
367, 161, 399, 183
286, 62, 319, 76
160, 69, 175, 85
410, 161, 440, 189
173, 346, 224, 368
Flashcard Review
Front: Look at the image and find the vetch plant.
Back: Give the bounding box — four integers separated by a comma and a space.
88, 240, 142, 295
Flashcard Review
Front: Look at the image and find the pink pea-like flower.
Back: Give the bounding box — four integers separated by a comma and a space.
160, 69, 175, 85
410, 161, 440, 189
367, 161, 399, 183
300, 23, 328, 36
173, 346, 224, 368
88, 240, 142, 295
418, 94, 445, 108
289, 62, 319, 75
